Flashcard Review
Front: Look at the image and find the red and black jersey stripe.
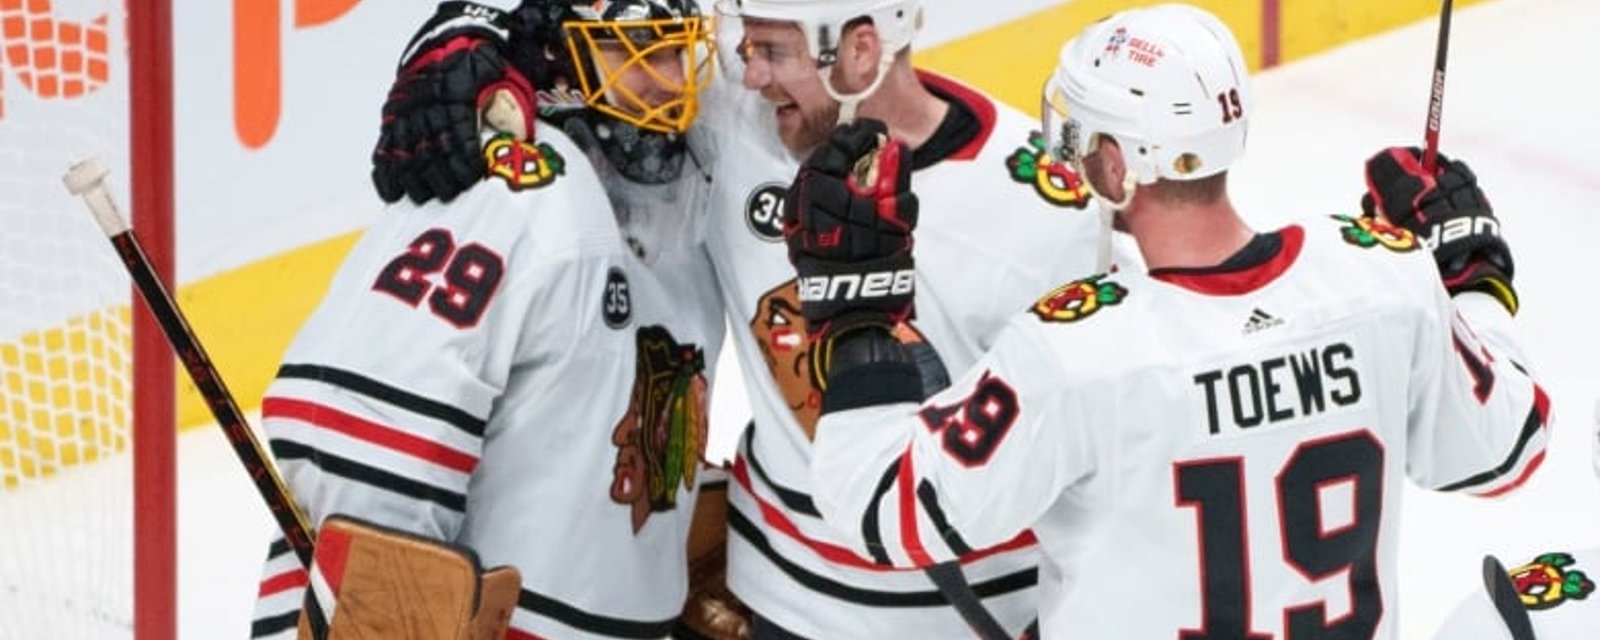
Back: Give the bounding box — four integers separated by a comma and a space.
1438, 384, 1550, 496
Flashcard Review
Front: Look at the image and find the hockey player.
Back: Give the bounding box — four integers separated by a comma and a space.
1432, 550, 1598, 639
697, 3, 1112, 637
368, 0, 1112, 636
787, 4, 1550, 638
248, 2, 731, 639
1425, 417, 1600, 638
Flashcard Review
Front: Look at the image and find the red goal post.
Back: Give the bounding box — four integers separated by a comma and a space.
0, 0, 174, 638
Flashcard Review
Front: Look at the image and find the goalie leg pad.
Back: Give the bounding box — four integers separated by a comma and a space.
295, 515, 520, 640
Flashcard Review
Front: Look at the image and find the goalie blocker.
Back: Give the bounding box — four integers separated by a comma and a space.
295, 516, 520, 640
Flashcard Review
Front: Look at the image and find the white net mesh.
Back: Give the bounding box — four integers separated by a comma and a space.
0, 0, 135, 637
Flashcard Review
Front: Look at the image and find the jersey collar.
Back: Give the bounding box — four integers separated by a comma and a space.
1148, 225, 1304, 296
914, 71, 997, 162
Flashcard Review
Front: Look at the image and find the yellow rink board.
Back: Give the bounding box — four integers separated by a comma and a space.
0, 0, 1487, 478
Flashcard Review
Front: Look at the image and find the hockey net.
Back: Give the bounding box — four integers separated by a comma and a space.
0, 1, 170, 637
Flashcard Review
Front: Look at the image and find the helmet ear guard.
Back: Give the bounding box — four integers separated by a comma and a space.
1041, 4, 1252, 194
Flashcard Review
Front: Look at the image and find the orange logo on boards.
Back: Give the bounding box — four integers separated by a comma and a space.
0, 0, 112, 119
233, 0, 363, 148
0, 0, 362, 150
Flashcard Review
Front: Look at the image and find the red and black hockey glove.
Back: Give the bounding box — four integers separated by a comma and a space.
371, 1, 538, 205
1362, 146, 1518, 314
783, 119, 922, 413
783, 118, 919, 334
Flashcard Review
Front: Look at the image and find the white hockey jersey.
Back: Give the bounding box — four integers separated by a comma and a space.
1433, 548, 1599, 640
250, 127, 725, 640
811, 218, 1551, 639
700, 72, 1106, 638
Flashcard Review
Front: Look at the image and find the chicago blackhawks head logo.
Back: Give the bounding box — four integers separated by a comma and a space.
484, 135, 566, 191
749, 280, 942, 439
1006, 131, 1091, 209
610, 326, 708, 533
1331, 214, 1417, 252
750, 281, 821, 436
1031, 274, 1127, 323
1509, 552, 1595, 611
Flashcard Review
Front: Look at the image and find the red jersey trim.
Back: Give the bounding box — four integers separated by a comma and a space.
896, 446, 937, 566
731, 455, 1034, 571
1475, 451, 1546, 498
915, 71, 996, 162
1472, 384, 1552, 498
1150, 225, 1305, 296
264, 396, 480, 474
257, 568, 309, 598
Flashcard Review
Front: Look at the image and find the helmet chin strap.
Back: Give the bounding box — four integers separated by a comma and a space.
819, 51, 895, 124
1080, 169, 1139, 273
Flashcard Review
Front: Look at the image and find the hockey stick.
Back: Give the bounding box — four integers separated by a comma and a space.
909, 388, 1016, 639
1482, 555, 1536, 640
62, 158, 318, 568
1421, 0, 1454, 172
924, 561, 1015, 640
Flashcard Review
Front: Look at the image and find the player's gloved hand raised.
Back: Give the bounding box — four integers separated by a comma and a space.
371, 1, 538, 205
1362, 146, 1519, 314
783, 118, 919, 337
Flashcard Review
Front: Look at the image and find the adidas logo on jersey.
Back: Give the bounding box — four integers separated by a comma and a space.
1242, 308, 1284, 335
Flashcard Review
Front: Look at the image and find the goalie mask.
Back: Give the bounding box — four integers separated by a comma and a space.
510, 0, 713, 182
514, 0, 713, 133
1041, 4, 1251, 206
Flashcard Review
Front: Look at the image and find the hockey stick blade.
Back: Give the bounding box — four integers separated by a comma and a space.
63, 158, 318, 570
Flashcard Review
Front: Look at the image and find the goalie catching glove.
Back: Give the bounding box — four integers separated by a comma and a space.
371, 1, 538, 205
1362, 147, 1519, 314
783, 119, 923, 413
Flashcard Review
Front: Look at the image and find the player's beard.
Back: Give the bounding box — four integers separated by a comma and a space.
784, 99, 841, 158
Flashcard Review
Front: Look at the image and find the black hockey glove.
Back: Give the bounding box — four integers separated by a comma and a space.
371, 1, 538, 205
783, 118, 919, 334
1362, 146, 1519, 314
783, 119, 922, 412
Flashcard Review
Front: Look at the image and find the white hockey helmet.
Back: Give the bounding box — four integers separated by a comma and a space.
1042, 4, 1251, 189
719, 0, 921, 66
716, 0, 922, 120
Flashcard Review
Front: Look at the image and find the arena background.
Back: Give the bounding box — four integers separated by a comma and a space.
148, 0, 1493, 435
4, 0, 1598, 638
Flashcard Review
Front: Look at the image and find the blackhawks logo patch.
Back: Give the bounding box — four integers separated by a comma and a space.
484, 135, 566, 191
1331, 214, 1417, 253
1006, 131, 1091, 209
1509, 552, 1595, 611
1031, 275, 1126, 323
610, 326, 708, 533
